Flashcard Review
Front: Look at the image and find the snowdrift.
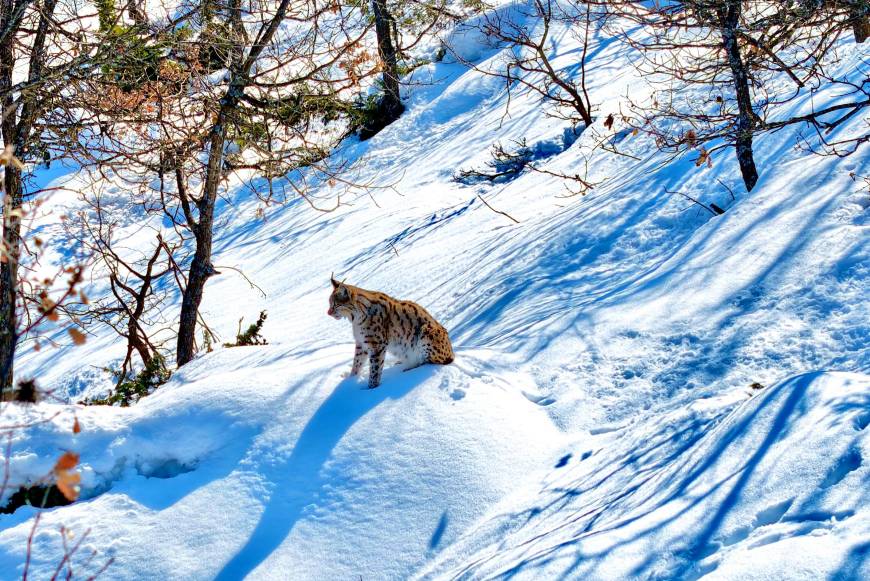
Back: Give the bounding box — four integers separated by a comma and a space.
0, 347, 559, 579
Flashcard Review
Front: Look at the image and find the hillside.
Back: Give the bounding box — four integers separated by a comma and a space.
0, 2, 868, 579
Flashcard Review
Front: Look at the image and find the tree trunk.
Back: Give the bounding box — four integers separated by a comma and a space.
0, 0, 60, 393
364, 0, 404, 138
0, 166, 22, 393
175, 133, 222, 367
851, 2, 870, 42
175, 228, 219, 366
175, 0, 295, 367
176, 0, 248, 367
719, 1, 759, 192
0, 0, 19, 394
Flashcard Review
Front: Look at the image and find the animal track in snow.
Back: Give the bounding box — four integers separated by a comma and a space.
522, 390, 556, 406
753, 498, 794, 528
720, 498, 794, 548
747, 520, 834, 550
820, 449, 862, 489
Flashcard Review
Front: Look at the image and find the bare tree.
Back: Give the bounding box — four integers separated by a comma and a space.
448, 0, 599, 128
0, 0, 108, 393
0, 0, 63, 392
606, 0, 870, 191
71, 193, 180, 383
60, 0, 385, 368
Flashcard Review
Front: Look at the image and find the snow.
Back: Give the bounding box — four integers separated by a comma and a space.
419, 372, 870, 580
1, 347, 560, 579
1, 2, 868, 579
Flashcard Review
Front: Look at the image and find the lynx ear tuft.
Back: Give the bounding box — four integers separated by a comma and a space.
331, 272, 340, 288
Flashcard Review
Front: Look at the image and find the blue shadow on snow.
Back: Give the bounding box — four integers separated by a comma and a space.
214, 365, 434, 580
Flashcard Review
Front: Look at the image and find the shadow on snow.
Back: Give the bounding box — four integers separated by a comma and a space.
444, 372, 869, 579
214, 365, 435, 580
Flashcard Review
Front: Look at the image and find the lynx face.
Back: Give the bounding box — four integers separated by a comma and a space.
327, 283, 353, 320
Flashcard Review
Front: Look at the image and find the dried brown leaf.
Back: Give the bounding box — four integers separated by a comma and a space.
68, 328, 87, 345
55, 452, 79, 471
56, 471, 81, 502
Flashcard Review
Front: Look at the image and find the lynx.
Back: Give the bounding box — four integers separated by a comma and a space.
328, 276, 454, 388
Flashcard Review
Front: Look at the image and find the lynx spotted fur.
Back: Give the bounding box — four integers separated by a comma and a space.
328, 276, 454, 388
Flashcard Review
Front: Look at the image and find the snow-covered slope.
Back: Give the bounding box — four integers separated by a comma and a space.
1, 347, 560, 579
420, 372, 870, 580
1, 3, 868, 579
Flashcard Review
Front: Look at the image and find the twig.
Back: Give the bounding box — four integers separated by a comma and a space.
213, 265, 267, 298
716, 178, 737, 201
84, 556, 114, 581
22, 512, 41, 581
50, 527, 91, 581
665, 189, 721, 216
477, 195, 520, 224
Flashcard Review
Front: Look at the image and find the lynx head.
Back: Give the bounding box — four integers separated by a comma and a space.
328, 274, 352, 320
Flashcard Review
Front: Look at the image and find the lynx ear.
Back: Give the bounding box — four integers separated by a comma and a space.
331, 272, 340, 288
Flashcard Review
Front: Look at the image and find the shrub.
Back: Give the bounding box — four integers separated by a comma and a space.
454, 140, 534, 184
224, 311, 268, 347
99, 27, 169, 92
0, 379, 40, 403
84, 354, 171, 407
196, 21, 234, 72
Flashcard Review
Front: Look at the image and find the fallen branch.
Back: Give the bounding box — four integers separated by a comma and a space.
665, 189, 724, 216
477, 195, 520, 224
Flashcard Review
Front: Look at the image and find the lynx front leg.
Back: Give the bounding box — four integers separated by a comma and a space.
367, 343, 387, 388
350, 343, 365, 376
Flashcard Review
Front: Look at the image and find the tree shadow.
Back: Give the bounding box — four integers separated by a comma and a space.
442, 372, 869, 579
429, 510, 450, 551
214, 365, 434, 580
830, 540, 870, 581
